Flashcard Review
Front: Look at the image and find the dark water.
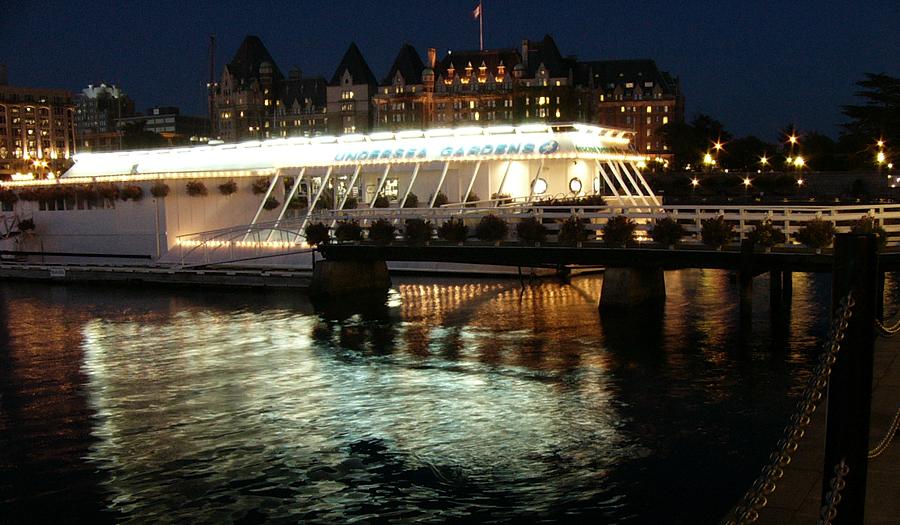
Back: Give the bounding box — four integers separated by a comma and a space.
0, 270, 879, 524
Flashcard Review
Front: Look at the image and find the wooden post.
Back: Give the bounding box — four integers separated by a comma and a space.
821, 234, 877, 525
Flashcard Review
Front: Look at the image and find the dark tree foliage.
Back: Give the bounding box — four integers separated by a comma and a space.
121, 121, 167, 150
842, 73, 900, 145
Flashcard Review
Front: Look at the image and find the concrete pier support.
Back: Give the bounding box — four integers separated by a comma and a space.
599, 267, 665, 310
782, 270, 793, 302
310, 260, 391, 297
769, 270, 783, 313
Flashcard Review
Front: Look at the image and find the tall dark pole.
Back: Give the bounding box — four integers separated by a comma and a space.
208, 34, 216, 138
822, 233, 877, 524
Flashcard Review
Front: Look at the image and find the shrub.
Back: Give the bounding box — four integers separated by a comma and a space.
465, 192, 480, 208
252, 178, 270, 195
287, 196, 308, 210
602, 215, 637, 247
262, 196, 280, 210
185, 181, 207, 197
402, 192, 419, 208
475, 214, 509, 242
437, 218, 468, 242
218, 180, 238, 195
304, 222, 330, 246
404, 219, 434, 244
342, 196, 358, 209
150, 182, 170, 198
794, 218, 835, 250
120, 185, 144, 201
431, 191, 449, 207
368, 219, 396, 244
558, 215, 588, 246
649, 217, 685, 246
701, 215, 734, 248
373, 194, 391, 208
96, 183, 120, 200
516, 216, 547, 244
75, 184, 98, 201
314, 192, 334, 210
492, 192, 512, 205
850, 215, 888, 249
747, 219, 787, 248
335, 220, 363, 242
17, 218, 35, 231
0, 189, 19, 205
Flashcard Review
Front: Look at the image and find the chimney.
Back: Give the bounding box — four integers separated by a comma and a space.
521, 40, 529, 68
427, 47, 437, 68
290, 67, 301, 81
0, 65, 6, 85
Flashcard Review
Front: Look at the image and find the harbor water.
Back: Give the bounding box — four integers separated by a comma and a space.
2, 270, 884, 523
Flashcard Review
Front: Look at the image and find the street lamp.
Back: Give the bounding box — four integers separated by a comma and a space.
793, 156, 805, 169
759, 155, 769, 172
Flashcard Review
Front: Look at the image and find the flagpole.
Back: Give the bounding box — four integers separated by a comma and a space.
479, 1, 484, 50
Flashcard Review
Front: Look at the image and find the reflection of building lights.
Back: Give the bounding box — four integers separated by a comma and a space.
877, 151, 886, 164
636, 160, 647, 169
703, 153, 714, 165
532, 177, 548, 195
568, 177, 582, 193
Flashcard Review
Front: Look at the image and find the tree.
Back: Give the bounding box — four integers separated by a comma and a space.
121, 121, 167, 150
658, 114, 732, 170
720, 135, 771, 171
841, 73, 900, 145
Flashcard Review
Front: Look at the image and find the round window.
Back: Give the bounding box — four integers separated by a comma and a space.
532, 177, 548, 195
569, 177, 582, 194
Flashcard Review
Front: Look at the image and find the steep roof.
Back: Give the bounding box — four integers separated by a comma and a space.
280, 76, 327, 109
578, 59, 679, 94
225, 35, 284, 83
523, 35, 570, 77
382, 44, 425, 85
436, 48, 522, 77
330, 42, 377, 86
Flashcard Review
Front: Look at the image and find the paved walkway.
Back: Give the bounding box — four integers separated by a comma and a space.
757, 327, 900, 524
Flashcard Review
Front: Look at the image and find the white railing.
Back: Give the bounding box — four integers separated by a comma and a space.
174, 203, 900, 266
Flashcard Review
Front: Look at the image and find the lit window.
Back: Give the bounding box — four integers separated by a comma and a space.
532, 177, 548, 195
569, 178, 582, 193
620, 106, 625, 112
663, 116, 669, 124
647, 106, 652, 113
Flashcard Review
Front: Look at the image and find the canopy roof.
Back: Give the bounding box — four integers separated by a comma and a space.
51, 124, 642, 183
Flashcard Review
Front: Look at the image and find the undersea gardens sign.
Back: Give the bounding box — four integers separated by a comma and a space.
333, 140, 561, 162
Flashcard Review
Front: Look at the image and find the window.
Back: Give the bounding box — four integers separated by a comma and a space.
646, 106, 652, 113
663, 116, 669, 124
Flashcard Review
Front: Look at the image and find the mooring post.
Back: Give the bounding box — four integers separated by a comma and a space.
821, 233, 877, 524
782, 270, 793, 303
739, 239, 754, 320
769, 270, 782, 313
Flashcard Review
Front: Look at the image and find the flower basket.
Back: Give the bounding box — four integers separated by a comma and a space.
602, 215, 636, 247
119, 185, 144, 201
437, 218, 468, 243
558, 215, 588, 246
373, 194, 391, 208
252, 178, 270, 195
516, 216, 547, 245
431, 192, 449, 207
304, 222, 330, 246
218, 180, 238, 196
262, 196, 280, 210
335, 220, 363, 242
402, 192, 419, 208
747, 219, 786, 249
404, 219, 434, 244
850, 215, 887, 249
96, 183, 120, 201
150, 182, 170, 198
475, 214, 508, 242
185, 181, 207, 197
701, 215, 734, 249
794, 218, 835, 250
649, 217, 685, 246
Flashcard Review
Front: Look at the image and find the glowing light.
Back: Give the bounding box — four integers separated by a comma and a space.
703, 152, 714, 165
793, 156, 805, 168
759, 155, 769, 166
743, 177, 751, 187
797, 178, 805, 186
877, 139, 885, 148
636, 160, 647, 169
691, 178, 699, 187
713, 141, 723, 151
877, 151, 886, 164
788, 134, 798, 144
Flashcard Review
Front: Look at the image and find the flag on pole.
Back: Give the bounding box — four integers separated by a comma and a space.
472, 2, 482, 19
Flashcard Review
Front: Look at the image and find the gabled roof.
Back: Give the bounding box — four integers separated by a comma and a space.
523, 34, 570, 77
330, 42, 378, 86
436, 48, 522, 77
225, 35, 283, 83
578, 59, 679, 94
382, 44, 425, 85
280, 76, 327, 109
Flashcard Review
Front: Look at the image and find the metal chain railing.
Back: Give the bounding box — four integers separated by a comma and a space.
868, 408, 900, 459
817, 459, 850, 525
874, 317, 900, 337
722, 292, 855, 525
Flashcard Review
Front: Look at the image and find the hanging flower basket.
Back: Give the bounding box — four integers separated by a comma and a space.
218, 180, 238, 195
186, 181, 208, 197
150, 182, 170, 198
262, 196, 280, 210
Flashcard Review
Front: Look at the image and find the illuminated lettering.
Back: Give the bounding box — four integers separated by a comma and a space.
417, 148, 427, 158
441, 147, 453, 157
357, 151, 369, 160
345, 152, 357, 161
495, 144, 507, 155
507, 144, 520, 154
406, 149, 417, 158
480, 145, 493, 155
523, 143, 535, 154
381, 150, 392, 159
468, 146, 480, 155
454, 148, 465, 156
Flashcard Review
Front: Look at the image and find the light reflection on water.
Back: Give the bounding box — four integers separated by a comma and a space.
4, 269, 892, 523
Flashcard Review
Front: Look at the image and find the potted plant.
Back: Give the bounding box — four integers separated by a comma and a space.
431, 191, 450, 207
404, 219, 434, 244
402, 192, 419, 208
0, 189, 19, 206
342, 196, 358, 209
602, 215, 637, 247
17, 218, 35, 231
437, 218, 468, 243
96, 183, 120, 201
516, 216, 547, 245
558, 215, 588, 246
747, 219, 787, 250
850, 215, 887, 249
262, 196, 280, 210
649, 216, 685, 247
335, 220, 363, 242
465, 192, 481, 208
373, 194, 391, 208
701, 215, 734, 249
368, 219, 396, 244
304, 222, 330, 246
475, 214, 508, 244
218, 180, 238, 195
186, 180, 207, 197
150, 182, 170, 198
794, 218, 835, 252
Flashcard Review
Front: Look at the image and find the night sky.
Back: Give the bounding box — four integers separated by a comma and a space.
2, 0, 898, 139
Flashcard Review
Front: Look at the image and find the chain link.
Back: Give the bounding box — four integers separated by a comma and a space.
817, 459, 850, 525
869, 408, 900, 459
874, 317, 900, 337
722, 292, 855, 525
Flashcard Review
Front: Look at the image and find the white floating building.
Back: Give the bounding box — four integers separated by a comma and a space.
0, 123, 655, 267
